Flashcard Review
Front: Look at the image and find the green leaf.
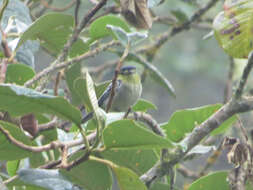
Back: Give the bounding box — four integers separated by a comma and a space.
112, 165, 147, 190
5, 64, 35, 85
89, 15, 130, 41
0, 121, 33, 160
0, 84, 81, 125
16, 13, 88, 57
103, 120, 173, 149
213, 1, 253, 58
132, 99, 157, 112
18, 169, 74, 190
60, 154, 112, 190
65, 63, 82, 105
95, 80, 111, 98
107, 25, 148, 46
73, 77, 92, 112
161, 104, 237, 142
188, 171, 229, 190
7, 160, 20, 177
150, 182, 170, 190
101, 149, 158, 175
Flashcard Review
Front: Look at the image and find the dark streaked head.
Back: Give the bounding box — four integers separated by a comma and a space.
119, 66, 136, 75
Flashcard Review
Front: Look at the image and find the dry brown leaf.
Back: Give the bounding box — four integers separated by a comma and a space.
120, 0, 152, 29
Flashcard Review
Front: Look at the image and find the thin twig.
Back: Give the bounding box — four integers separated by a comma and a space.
59, 0, 108, 63
106, 43, 130, 112
224, 57, 235, 103
40, 0, 76, 12
0, 126, 96, 153
38, 117, 58, 132
24, 41, 120, 87
123, 107, 132, 118
74, 0, 81, 27
54, 70, 63, 96
234, 51, 253, 99
137, 0, 218, 59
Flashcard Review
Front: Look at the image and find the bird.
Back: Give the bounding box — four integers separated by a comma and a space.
81, 65, 142, 123
98, 65, 142, 112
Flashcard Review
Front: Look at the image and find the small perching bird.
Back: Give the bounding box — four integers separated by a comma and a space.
99, 65, 142, 112
81, 66, 142, 123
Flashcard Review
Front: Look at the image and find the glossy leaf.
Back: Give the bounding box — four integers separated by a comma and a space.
89, 15, 130, 40
7, 160, 20, 177
0, 84, 82, 125
65, 63, 82, 105
0, 121, 33, 160
188, 171, 229, 190
107, 25, 148, 46
16, 13, 88, 57
112, 166, 147, 190
60, 153, 112, 190
5, 64, 35, 85
161, 104, 237, 142
103, 120, 173, 149
150, 182, 170, 190
18, 169, 74, 190
101, 149, 158, 175
95, 80, 111, 99
132, 99, 157, 112
213, 0, 253, 58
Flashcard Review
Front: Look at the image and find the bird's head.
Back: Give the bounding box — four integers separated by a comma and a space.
119, 66, 137, 75
118, 66, 140, 84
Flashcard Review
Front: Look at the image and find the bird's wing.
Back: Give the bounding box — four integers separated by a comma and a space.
98, 80, 122, 107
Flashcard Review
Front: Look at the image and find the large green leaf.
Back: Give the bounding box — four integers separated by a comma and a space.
112, 165, 147, 190
7, 160, 20, 177
188, 171, 229, 190
18, 169, 74, 190
103, 120, 173, 149
161, 104, 237, 142
0, 121, 33, 160
5, 64, 35, 85
0, 84, 81, 125
65, 63, 82, 105
60, 153, 112, 190
101, 149, 158, 175
16, 13, 88, 57
213, 0, 253, 58
89, 15, 130, 41
150, 182, 171, 190
132, 99, 157, 112
107, 25, 148, 46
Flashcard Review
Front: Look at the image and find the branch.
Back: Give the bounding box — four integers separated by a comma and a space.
106, 43, 130, 112
224, 56, 235, 103
24, 41, 120, 87
59, 0, 108, 62
0, 126, 96, 153
140, 51, 253, 185
137, 0, 218, 58
234, 51, 253, 99
40, 0, 76, 12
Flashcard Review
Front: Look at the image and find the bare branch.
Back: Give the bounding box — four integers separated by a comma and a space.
24, 41, 120, 87
234, 51, 253, 99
